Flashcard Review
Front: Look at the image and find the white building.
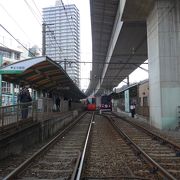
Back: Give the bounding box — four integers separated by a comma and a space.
43, 1, 80, 87
0, 46, 22, 105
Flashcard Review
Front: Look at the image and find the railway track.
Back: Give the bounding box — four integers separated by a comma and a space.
106, 112, 180, 179
0, 112, 74, 178
3, 112, 94, 180
80, 114, 159, 179
3, 111, 180, 179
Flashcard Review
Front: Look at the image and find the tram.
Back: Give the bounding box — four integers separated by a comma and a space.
100, 95, 112, 111
86, 96, 96, 111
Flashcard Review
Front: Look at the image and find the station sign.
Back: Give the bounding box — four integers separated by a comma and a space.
0, 56, 45, 74
0, 65, 25, 74
57, 86, 70, 90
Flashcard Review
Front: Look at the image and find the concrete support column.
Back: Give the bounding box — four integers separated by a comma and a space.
147, 0, 180, 129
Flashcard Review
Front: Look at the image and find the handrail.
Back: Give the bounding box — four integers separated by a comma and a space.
0, 101, 38, 129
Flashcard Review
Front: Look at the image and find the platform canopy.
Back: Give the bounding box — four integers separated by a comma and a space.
0, 56, 86, 100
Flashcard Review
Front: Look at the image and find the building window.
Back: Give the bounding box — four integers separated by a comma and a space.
0, 50, 12, 58
2, 81, 11, 93
14, 52, 20, 60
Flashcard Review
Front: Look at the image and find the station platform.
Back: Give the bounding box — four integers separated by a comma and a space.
0, 108, 83, 160
113, 108, 180, 146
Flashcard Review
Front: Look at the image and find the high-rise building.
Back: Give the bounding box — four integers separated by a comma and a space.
43, 1, 80, 86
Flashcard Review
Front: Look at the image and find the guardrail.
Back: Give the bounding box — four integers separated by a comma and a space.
0, 99, 84, 130
0, 101, 38, 128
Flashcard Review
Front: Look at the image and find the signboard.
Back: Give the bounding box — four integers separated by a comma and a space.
124, 90, 130, 112
57, 87, 70, 90
38, 98, 43, 109
0, 56, 45, 74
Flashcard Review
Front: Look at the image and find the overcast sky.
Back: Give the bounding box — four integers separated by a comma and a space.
0, 0, 148, 91
0, 0, 92, 90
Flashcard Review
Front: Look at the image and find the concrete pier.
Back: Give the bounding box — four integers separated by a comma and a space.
147, 0, 180, 129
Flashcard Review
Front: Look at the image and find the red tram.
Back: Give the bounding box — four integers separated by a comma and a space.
86, 96, 96, 111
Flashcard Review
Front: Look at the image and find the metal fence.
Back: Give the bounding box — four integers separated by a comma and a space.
0, 98, 77, 129
0, 98, 85, 129
0, 101, 38, 128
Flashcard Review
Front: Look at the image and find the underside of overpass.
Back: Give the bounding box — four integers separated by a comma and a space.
87, 0, 180, 130
86, 0, 154, 96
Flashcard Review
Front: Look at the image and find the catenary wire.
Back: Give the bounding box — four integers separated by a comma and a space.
0, 3, 34, 46
0, 24, 35, 57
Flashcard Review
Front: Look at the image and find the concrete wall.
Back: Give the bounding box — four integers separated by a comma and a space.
0, 123, 40, 160
40, 113, 74, 142
71, 102, 85, 111
60, 100, 69, 112
138, 81, 149, 106
0, 111, 79, 160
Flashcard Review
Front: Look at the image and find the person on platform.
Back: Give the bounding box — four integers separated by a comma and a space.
130, 103, 136, 118
18, 86, 32, 119
55, 97, 61, 112
68, 99, 72, 110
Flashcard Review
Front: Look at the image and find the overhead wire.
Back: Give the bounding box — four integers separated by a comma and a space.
65, 0, 91, 89
0, 24, 35, 57
31, 0, 81, 67
0, 1, 43, 56
21, 0, 65, 61
56, 60, 148, 65
24, 0, 57, 53
59, 0, 75, 37
59, 0, 81, 85
24, 0, 63, 57
39, 2, 64, 57
31, 0, 42, 17
58, 0, 79, 60
0, 1, 80, 69
23, 0, 42, 26
0, 2, 34, 46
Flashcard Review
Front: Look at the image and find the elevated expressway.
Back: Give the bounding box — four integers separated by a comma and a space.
87, 0, 180, 130
86, 0, 154, 96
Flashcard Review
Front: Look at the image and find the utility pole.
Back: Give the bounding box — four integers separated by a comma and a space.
42, 23, 54, 56
64, 58, 67, 72
42, 23, 46, 56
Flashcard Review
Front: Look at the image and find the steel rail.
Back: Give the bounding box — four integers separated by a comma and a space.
83, 176, 150, 179
3, 112, 87, 180
76, 112, 95, 180
71, 151, 82, 180
107, 116, 177, 180
112, 112, 180, 151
